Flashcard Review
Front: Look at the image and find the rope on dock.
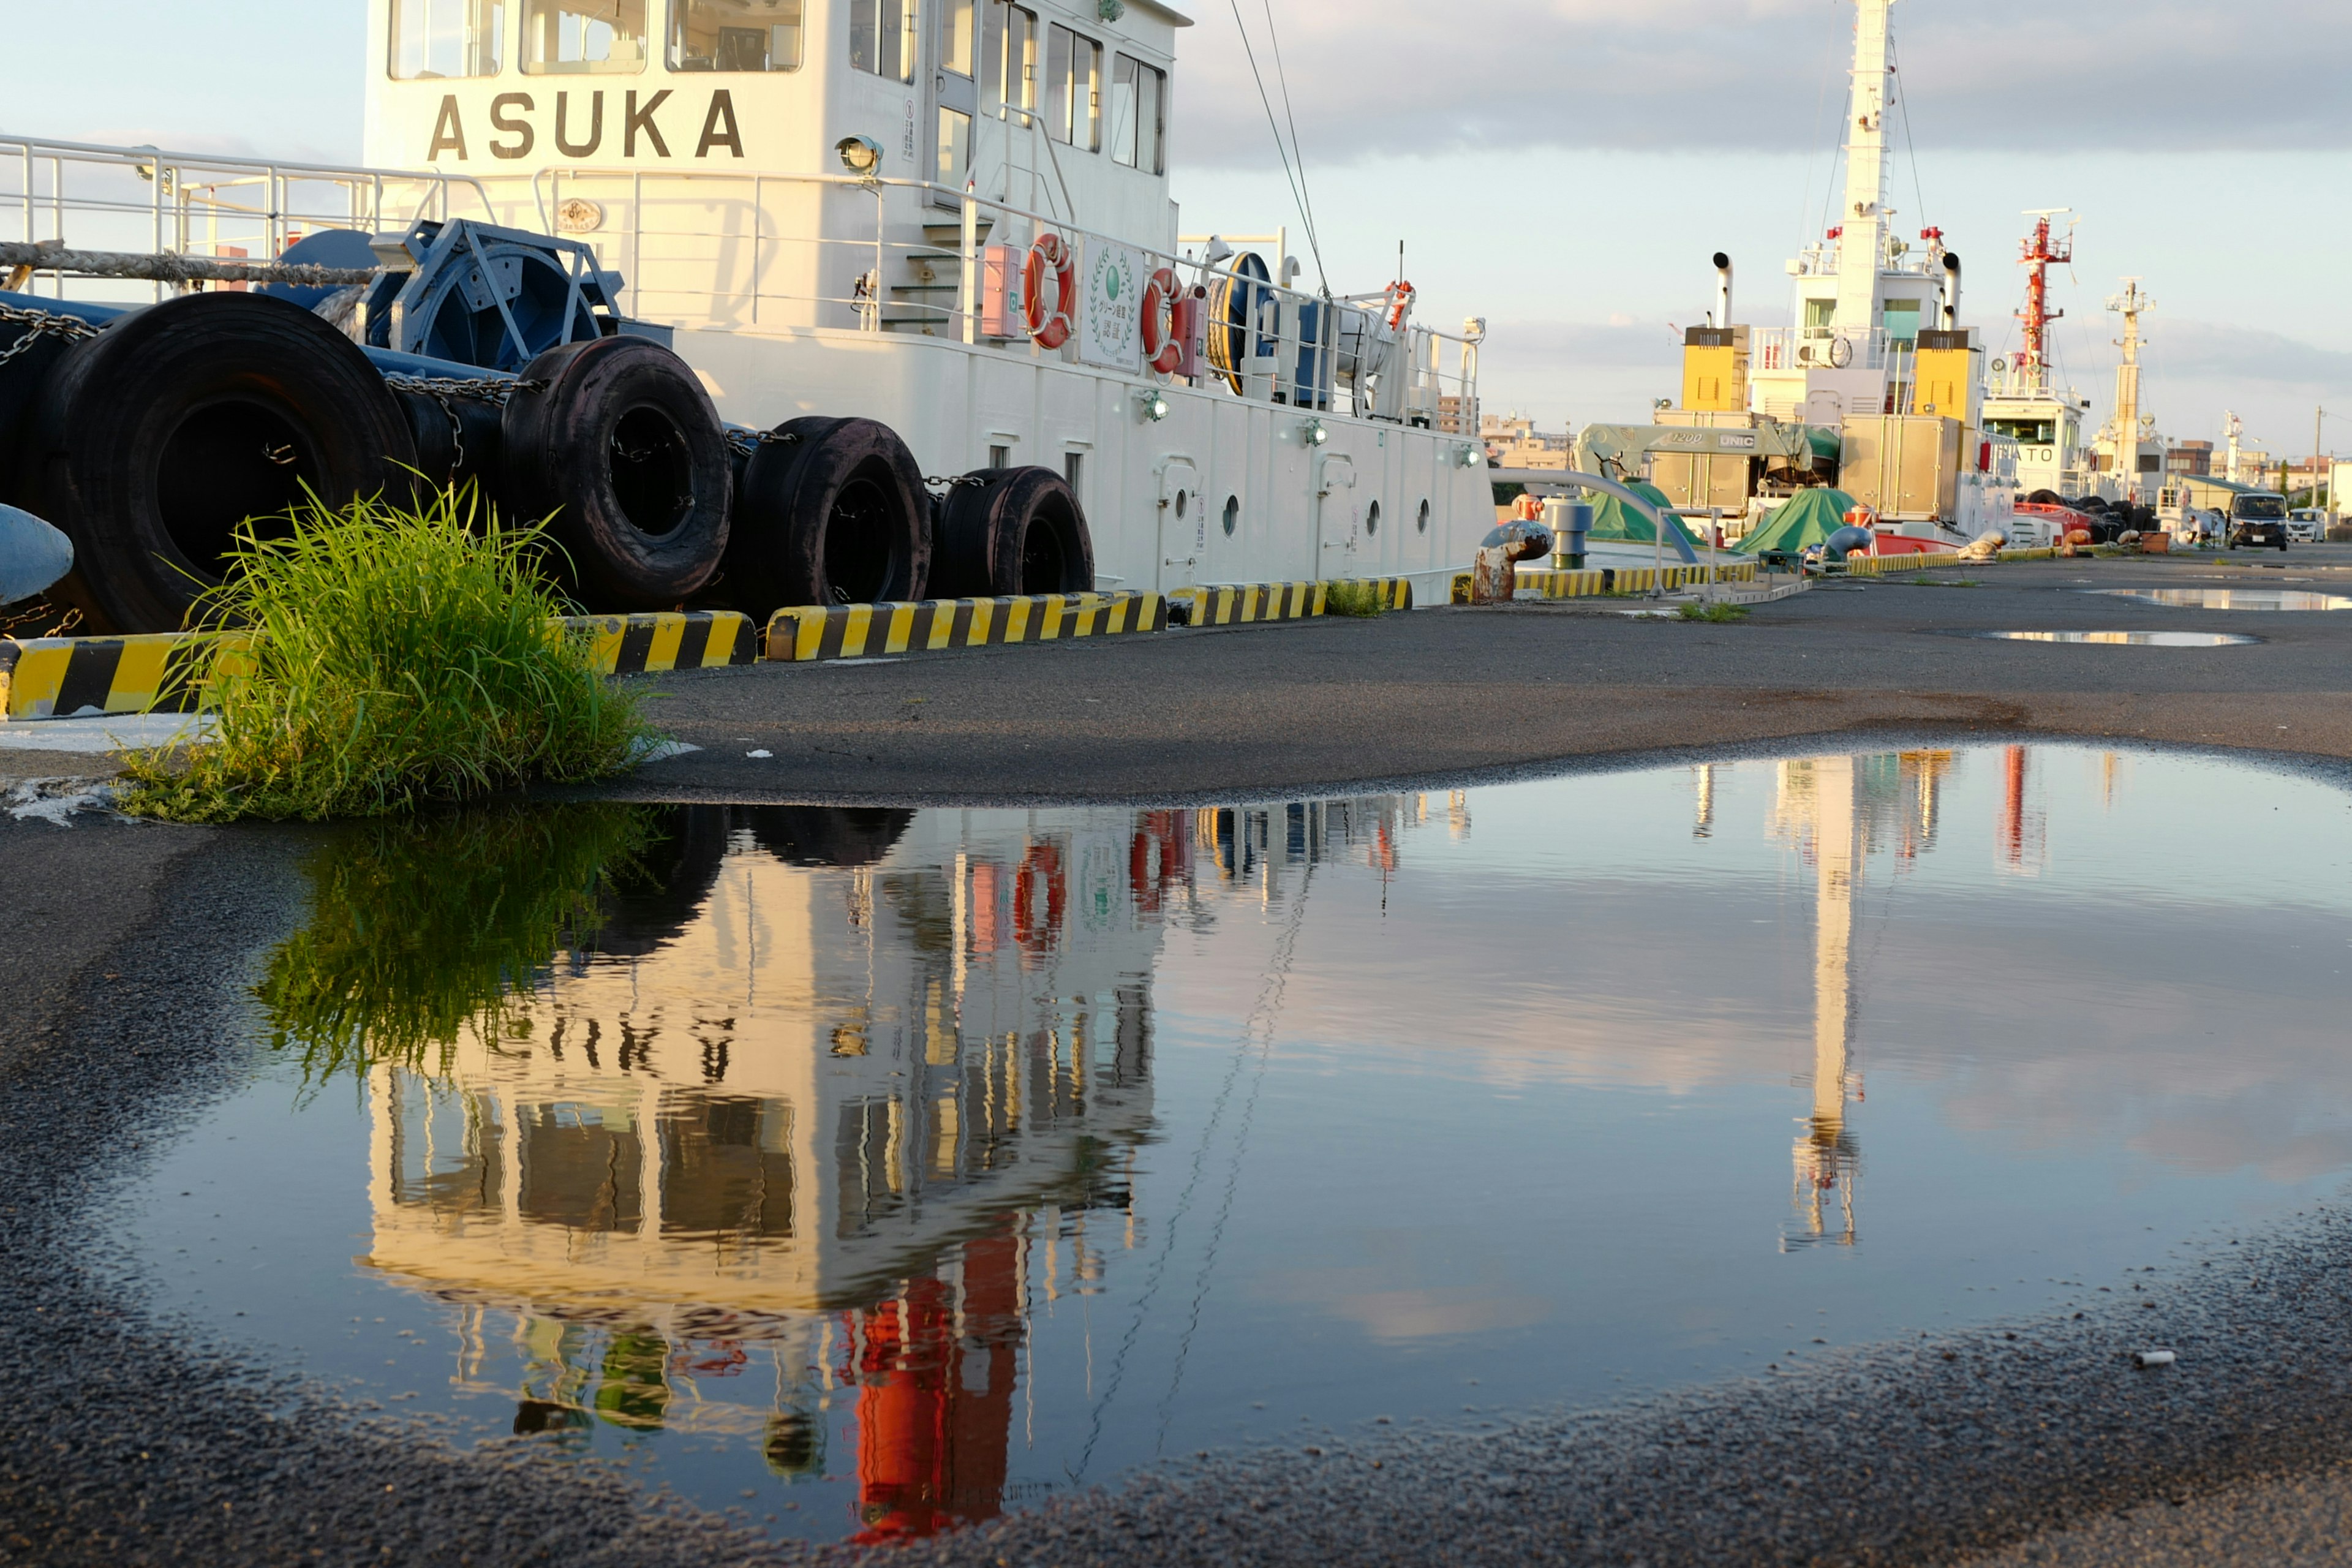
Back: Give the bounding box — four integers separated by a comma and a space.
0, 241, 377, 289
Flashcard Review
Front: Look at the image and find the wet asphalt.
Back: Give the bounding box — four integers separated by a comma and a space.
7, 545, 2352, 1566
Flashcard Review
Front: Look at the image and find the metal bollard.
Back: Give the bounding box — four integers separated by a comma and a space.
1542, 498, 1593, 570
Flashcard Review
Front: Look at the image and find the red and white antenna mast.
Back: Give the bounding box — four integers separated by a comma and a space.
2016, 209, 2073, 388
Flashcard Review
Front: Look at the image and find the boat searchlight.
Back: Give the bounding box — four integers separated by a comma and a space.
836, 136, 884, 180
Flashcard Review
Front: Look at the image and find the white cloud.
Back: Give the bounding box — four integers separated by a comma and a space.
1174, 1, 2352, 167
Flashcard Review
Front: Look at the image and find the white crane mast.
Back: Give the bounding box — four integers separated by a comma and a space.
1834, 0, 1897, 333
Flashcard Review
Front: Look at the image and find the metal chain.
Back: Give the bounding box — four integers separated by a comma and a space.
924, 473, 992, 489
725, 428, 802, 458
380, 372, 543, 407
0, 301, 103, 369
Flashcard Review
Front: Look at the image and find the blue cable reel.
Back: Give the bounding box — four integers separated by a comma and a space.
361, 219, 627, 373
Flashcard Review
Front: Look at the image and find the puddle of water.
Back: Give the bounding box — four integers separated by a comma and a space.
1973, 630, 2260, 646
116, 749, 2352, 1543
2086, 588, 2352, 611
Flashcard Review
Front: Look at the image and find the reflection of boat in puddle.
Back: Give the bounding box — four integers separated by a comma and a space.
352, 796, 1430, 1537
1768, 752, 1953, 1248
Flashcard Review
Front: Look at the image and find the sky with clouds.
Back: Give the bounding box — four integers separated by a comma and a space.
2, 0, 2346, 459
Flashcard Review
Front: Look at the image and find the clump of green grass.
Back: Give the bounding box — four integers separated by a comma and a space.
1676, 599, 1749, 622
120, 487, 650, 821
257, 802, 657, 1084
1322, 579, 1390, 618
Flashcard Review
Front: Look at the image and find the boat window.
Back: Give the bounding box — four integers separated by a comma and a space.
668, 0, 802, 70
1417, 499, 1430, 534
937, 108, 971, 183
1223, 495, 1240, 537
390, 0, 507, 79
1802, 298, 1834, 336
983, 2, 1037, 111
522, 0, 649, 73
1881, 298, 1921, 342
937, 0, 974, 75
1045, 24, 1101, 149
1365, 499, 1381, 537
1109, 53, 1165, 172
850, 0, 916, 81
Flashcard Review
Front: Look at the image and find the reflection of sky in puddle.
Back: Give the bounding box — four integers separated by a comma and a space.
119, 747, 2352, 1543
2085, 588, 2352, 611
1974, 630, 2259, 646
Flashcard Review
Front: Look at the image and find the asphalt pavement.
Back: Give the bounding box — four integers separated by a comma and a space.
7, 544, 2352, 1566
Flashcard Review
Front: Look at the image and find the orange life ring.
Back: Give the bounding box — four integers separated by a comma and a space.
1384, 279, 1416, 330
1023, 233, 1076, 350
1140, 266, 1182, 375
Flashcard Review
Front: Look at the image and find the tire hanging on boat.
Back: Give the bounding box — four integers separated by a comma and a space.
720, 416, 930, 612
28, 292, 418, 634
393, 387, 504, 498
931, 465, 1094, 598
502, 334, 733, 609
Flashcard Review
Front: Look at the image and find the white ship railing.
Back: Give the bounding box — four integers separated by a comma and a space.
0, 132, 1479, 428
1749, 325, 1899, 375
0, 134, 496, 304
527, 166, 1479, 426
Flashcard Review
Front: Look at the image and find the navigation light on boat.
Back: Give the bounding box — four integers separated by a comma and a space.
1301, 418, 1329, 447
1136, 389, 1172, 423
836, 135, 884, 179
1456, 444, 1484, 469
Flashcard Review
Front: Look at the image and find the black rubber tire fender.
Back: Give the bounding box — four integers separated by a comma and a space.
934, 464, 1094, 598
29, 292, 417, 633
723, 415, 929, 611
394, 388, 504, 502
502, 335, 731, 609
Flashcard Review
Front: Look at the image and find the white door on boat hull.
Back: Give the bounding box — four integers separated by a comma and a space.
934, 0, 980, 205
1156, 459, 1201, 592
1316, 453, 1359, 579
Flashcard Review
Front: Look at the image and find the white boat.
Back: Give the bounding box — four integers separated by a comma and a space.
1, 0, 1497, 629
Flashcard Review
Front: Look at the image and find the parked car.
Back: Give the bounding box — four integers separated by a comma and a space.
2227, 491, 2291, 550
2287, 508, 2326, 543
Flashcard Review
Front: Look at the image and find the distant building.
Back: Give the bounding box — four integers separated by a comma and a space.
2165, 440, 2213, 477
1481, 410, 1571, 470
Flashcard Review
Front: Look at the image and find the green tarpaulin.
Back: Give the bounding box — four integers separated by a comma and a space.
1739, 488, 1859, 557
1582, 480, 1714, 557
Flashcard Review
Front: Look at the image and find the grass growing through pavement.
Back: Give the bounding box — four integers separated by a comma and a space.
257, 803, 655, 1083
119, 488, 650, 822
1322, 579, 1390, 617
1676, 599, 1749, 622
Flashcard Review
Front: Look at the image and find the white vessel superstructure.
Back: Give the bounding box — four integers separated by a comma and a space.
4, 0, 1496, 605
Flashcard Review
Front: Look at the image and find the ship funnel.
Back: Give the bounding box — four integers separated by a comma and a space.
1712, 252, 1733, 329
1940, 252, 1962, 329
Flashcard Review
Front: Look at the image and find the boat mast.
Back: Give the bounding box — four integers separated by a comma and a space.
1834, 0, 1896, 334
2016, 209, 2071, 390
2106, 279, 2152, 503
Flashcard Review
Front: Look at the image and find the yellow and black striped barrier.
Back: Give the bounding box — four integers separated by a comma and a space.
1175, 577, 1414, 625
1841, 551, 1967, 574
1449, 562, 1760, 603
564, 611, 760, 674
1, 612, 755, 720
765, 591, 1168, 663
0, 632, 210, 720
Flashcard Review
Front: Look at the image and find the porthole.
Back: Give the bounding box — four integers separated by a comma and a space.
1417, 499, 1430, 534
1175, 488, 1189, 519
1223, 495, 1240, 537
1365, 500, 1381, 536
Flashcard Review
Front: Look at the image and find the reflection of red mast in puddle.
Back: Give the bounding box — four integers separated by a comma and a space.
845, 1226, 1025, 1543
1996, 745, 2048, 873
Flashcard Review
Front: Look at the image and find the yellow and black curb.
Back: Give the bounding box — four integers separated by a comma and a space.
566, 611, 760, 674
1175, 578, 1413, 625
765, 592, 1169, 663
1, 612, 755, 720
0, 633, 208, 720
1842, 551, 1967, 574
1450, 562, 1762, 603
